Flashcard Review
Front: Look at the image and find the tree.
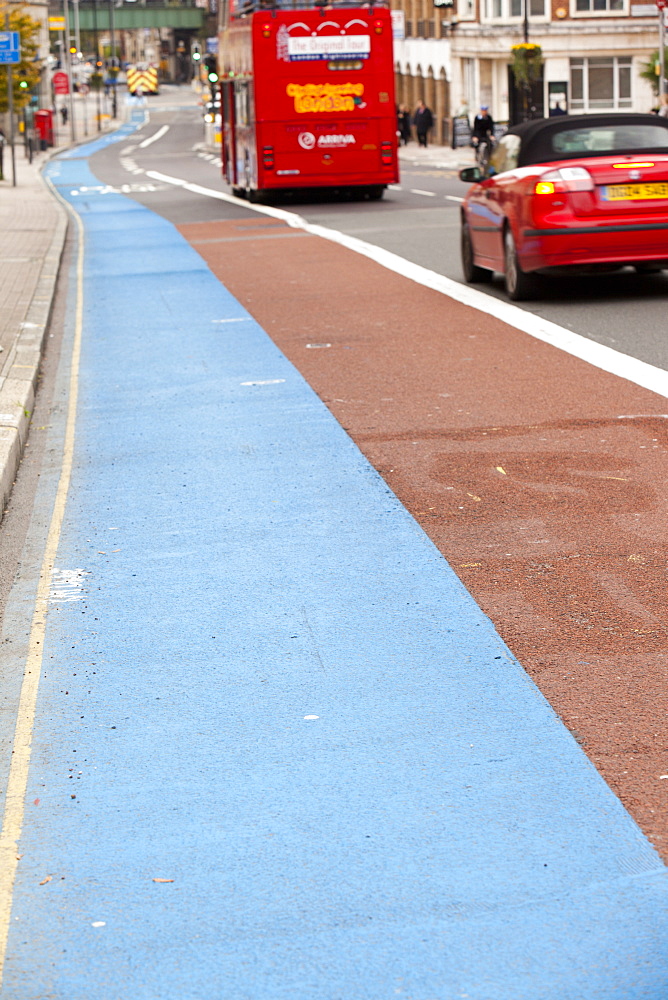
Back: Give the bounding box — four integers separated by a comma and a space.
0, 3, 43, 113
640, 50, 668, 97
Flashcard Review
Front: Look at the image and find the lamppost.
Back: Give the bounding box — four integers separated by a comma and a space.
93, 0, 101, 131
4, 7, 16, 186
109, 0, 117, 118
659, 0, 667, 111
63, 0, 77, 142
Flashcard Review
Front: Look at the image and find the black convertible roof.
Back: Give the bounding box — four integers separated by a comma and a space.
505, 114, 668, 167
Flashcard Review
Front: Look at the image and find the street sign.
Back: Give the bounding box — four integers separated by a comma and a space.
49, 16, 66, 31
52, 71, 69, 95
658, 0, 667, 9
0, 31, 20, 65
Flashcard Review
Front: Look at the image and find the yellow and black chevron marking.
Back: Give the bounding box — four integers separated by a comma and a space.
126, 66, 159, 95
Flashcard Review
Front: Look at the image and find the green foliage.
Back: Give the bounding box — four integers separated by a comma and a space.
639, 50, 668, 96
510, 43, 543, 89
0, 4, 42, 112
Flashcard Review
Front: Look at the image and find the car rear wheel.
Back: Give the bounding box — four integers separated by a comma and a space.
503, 226, 536, 301
461, 221, 493, 284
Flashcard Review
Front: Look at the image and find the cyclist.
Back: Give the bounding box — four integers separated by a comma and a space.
471, 105, 495, 168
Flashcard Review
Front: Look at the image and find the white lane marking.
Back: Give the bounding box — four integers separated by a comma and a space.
410, 188, 436, 197
388, 184, 402, 191
49, 568, 89, 604
241, 379, 286, 386
120, 156, 141, 173
138, 125, 169, 149
144, 170, 668, 400
446, 195, 464, 203
69, 181, 162, 196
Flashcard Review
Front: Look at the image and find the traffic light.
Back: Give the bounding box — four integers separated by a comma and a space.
18, 70, 28, 90
192, 47, 201, 62
69, 45, 77, 56
204, 54, 218, 84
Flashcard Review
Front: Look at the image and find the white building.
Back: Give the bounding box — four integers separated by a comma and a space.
391, 0, 663, 142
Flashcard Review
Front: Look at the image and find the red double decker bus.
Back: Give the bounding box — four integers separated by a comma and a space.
218, 2, 399, 201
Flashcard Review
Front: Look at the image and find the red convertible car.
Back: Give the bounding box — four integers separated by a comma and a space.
459, 114, 668, 300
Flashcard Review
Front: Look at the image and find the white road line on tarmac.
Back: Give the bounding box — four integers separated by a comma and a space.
446, 195, 464, 203
410, 188, 436, 197
145, 169, 668, 400
138, 125, 169, 148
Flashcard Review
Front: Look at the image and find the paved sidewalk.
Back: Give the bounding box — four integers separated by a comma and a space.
399, 140, 475, 170
0, 146, 67, 513
0, 88, 129, 513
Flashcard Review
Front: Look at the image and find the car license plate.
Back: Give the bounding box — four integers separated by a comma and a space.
603, 182, 668, 201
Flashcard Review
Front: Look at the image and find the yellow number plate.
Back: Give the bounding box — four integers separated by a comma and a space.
603, 182, 668, 201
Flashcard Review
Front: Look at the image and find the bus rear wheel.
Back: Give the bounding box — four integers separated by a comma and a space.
364, 185, 385, 201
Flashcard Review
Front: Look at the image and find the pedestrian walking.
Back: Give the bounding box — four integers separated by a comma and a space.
413, 99, 434, 148
397, 104, 412, 145
60, 105, 68, 126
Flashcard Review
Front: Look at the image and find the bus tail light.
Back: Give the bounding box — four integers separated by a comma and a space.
261, 22, 272, 37
380, 141, 393, 165
262, 145, 275, 169
373, 18, 384, 33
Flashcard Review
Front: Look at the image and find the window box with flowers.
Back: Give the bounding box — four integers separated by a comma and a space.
510, 43, 543, 87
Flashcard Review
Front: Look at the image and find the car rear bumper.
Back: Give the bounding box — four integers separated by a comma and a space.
521, 222, 668, 271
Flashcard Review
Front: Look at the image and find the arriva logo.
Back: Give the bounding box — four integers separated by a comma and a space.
318, 134, 356, 147
298, 132, 357, 150
298, 132, 316, 149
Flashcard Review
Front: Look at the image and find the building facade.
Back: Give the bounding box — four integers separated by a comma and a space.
391, 0, 663, 141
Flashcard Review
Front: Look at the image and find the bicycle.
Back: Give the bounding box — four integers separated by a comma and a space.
472, 134, 494, 171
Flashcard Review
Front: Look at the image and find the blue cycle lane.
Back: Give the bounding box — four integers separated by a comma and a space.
0, 121, 667, 998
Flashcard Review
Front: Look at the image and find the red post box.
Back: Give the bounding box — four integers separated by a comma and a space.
34, 110, 54, 149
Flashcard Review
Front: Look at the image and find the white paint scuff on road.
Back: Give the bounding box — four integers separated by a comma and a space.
144, 170, 668, 401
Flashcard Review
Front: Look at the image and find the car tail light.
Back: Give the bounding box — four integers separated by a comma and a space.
262, 145, 274, 169
613, 161, 654, 169
380, 141, 393, 165
534, 166, 594, 195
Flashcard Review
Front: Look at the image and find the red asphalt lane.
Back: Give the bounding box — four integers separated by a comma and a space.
179, 215, 668, 861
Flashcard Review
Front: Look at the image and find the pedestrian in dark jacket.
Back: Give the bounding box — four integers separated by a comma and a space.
397, 104, 412, 144
413, 100, 434, 148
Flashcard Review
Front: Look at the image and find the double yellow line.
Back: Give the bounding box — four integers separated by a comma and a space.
0, 196, 84, 986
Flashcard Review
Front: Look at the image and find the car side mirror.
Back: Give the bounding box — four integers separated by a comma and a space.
459, 166, 483, 183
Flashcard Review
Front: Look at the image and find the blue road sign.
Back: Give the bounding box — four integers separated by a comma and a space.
0, 31, 20, 65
